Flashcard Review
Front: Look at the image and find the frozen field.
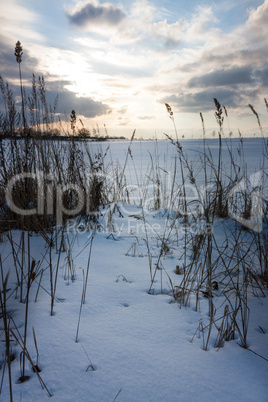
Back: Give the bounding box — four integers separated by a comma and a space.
0, 137, 268, 401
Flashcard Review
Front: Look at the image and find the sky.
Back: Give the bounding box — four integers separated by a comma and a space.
0, 0, 268, 138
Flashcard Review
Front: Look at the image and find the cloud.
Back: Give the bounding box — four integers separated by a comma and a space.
27, 78, 111, 119
46, 85, 111, 118
0, 0, 43, 43
70, 0, 184, 50
247, 0, 268, 38
0, 35, 39, 82
188, 66, 254, 88
161, 89, 243, 113
130, 1, 184, 51
66, 1, 126, 29
254, 67, 268, 87
89, 57, 151, 78
138, 115, 155, 120
150, 19, 183, 50
0, 73, 110, 120
185, 6, 219, 41
0, 36, 110, 119
131, 0, 154, 25
156, 2, 268, 118
117, 106, 128, 114
196, 47, 267, 69
68, 0, 181, 51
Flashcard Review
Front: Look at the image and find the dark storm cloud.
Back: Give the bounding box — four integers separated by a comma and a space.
255, 67, 268, 87
161, 88, 243, 113
45, 82, 111, 118
0, 35, 110, 119
177, 45, 268, 78
0, 75, 110, 120
188, 66, 254, 88
67, 1, 126, 28
0, 35, 39, 81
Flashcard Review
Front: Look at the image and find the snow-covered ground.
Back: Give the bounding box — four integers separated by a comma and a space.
1, 138, 268, 401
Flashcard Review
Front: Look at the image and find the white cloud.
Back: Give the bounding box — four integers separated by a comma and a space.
150, 19, 183, 48
247, 0, 268, 38
131, 0, 155, 25
0, 0, 43, 44
184, 6, 220, 43
68, 0, 184, 49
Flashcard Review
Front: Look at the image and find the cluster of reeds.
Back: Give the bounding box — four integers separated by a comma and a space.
163, 100, 268, 350
0, 41, 111, 400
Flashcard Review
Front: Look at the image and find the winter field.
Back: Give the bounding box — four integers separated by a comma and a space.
0, 135, 268, 401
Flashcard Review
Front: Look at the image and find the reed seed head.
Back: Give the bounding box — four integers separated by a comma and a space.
14, 41, 23, 63
165, 103, 173, 116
